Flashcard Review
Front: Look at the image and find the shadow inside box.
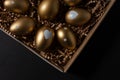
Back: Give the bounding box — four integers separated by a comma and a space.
67, 7, 118, 77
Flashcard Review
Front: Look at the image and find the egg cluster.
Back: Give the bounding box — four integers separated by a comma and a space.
4, 0, 91, 51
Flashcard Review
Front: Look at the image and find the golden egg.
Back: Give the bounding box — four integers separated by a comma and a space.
64, 0, 81, 6
35, 25, 55, 51
65, 8, 91, 26
38, 0, 59, 20
4, 0, 29, 13
10, 17, 35, 35
57, 27, 76, 50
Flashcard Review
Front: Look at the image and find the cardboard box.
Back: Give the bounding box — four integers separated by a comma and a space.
0, 0, 115, 72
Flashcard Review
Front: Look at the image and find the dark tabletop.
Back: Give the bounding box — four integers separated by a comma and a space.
0, 0, 120, 80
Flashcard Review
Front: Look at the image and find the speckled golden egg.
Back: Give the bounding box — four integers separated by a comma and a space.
38, 0, 59, 20
10, 17, 35, 35
57, 27, 76, 50
64, 0, 81, 6
4, 0, 29, 13
65, 8, 91, 26
35, 25, 55, 51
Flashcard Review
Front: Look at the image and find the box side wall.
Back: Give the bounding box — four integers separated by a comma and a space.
63, 0, 116, 72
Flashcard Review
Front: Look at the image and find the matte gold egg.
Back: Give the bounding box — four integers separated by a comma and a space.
64, 0, 81, 6
65, 8, 91, 26
10, 17, 35, 35
35, 25, 55, 51
57, 27, 76, 50
38, 0, 59, 20
4, 0, 29, 13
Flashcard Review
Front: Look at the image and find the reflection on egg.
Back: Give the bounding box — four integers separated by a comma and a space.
57, 27, 76, 50
10, 17, 35, 35
35, 25, 55, 51
64, 0, 81, 6
65, 8, 91, 26
38, 0, 59, 20
4, 0, 29, 13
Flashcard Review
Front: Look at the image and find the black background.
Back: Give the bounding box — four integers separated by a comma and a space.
0, 0, 120, 80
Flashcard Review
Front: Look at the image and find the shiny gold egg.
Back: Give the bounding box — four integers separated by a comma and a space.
10, 17, 35, 35
4, 0, 29, 13
65, 8, 91, 26
57, 27, 76, 50
38, 0, 59, 20
64, 0, 81, 6
35, 25, 55, 51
